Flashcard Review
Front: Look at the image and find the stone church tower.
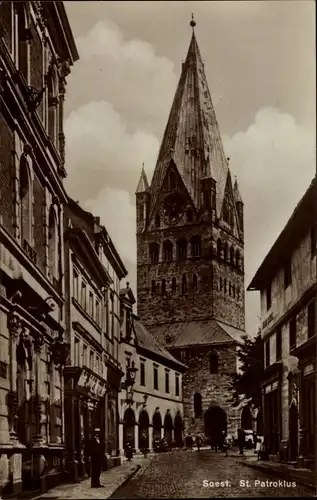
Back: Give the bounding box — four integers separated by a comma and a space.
135, 18, 246, 440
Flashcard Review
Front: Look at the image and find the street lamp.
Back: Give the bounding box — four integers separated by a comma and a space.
120, 361, 138, 390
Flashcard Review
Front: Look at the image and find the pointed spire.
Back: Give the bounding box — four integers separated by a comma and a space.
148, 22, 229, 218
190, 13, 196, 30
135, 163, 149, 194
234, 176, 243, 204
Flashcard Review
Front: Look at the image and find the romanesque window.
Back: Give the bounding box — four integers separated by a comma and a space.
217, 239, 222, 259
230, 246, 235, 265
155, 213, 160, 228
187, 209, 193, 222
191, 236, 201, 257
182, 275, 187, 295
223, 242, 228, 262
172, 277, 177, 294
177, 238, 187, 261
194, 393, 202, 418
237, 286, 240, 301
19, 156, 32, 246
151, 280, 156, 295
149, 242, 159, 264
232, 284, 236, 298
163, 240, 173, 261
17, 3, 30, 83
209, 353, 218, 374
169, 171, 176, 190
161, 279, 166, 295
192, 274, 198, 292
219, 277, 223, 291
48, 206, 58, 280
224, 279, 227, 294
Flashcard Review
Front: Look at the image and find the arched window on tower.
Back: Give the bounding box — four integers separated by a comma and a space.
169, 171, 176, 190
161, 279, 166, 295
191, 236, 201, 257
155, 213, 160, 228
149, 243, 159, 265
232, 284, 236, 298
223, 242, 228, 262
209, 353, 219, 374
230, 246, 235, 265
177, 238, 187, 261
224, 279, 227, 294
193, 393, 202, 418
163, 240, 173, 261
219, 277, 223, 291
151, 280, 156, 295
182, 275, 187, 295
48, 206, 58, 280
19, 155, 32, 246
187, 209, 193, 222
217, 239, 222, 259
172, 277, 177, 294
192, 274, 198, 292
237, 286, 240, 301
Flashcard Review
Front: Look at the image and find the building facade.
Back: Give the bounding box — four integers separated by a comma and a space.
248, 177, 316, 469
136, 20, 245, 440
119, 285, 186, 454
0, 1, 78, 495
63, 200, 126, 478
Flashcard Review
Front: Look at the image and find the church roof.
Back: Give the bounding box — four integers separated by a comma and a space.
133, 319, 187, 370
135, 164, 149, 194
149, 22, 229, 217
147, 318, 245, 349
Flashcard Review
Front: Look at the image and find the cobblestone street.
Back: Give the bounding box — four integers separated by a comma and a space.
110, 450, 315, 498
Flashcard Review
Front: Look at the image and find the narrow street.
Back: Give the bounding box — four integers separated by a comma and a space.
110, 450, 314, 498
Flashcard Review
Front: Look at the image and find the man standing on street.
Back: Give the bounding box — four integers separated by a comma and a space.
90, 428, 104, 488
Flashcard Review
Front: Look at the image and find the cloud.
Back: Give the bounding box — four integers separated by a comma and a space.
223, 106, 315, 333
64, 20, 178, 137
64, 100, 159, 201
84, 186, 136, 265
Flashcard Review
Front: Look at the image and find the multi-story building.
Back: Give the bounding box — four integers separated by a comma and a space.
0, 1, 78, 495
119, 284, 186, 453
63, 199, 126, 479
248, 177, 316, 469
135, 19, 245, 440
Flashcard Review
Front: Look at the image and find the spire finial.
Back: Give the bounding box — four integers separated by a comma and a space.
190, 13, 196, 30
142, 162, 144, 170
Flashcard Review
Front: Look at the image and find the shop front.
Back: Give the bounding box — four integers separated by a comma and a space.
64, 366, 109, 481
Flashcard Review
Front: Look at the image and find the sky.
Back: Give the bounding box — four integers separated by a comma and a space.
63, 1, 316, 335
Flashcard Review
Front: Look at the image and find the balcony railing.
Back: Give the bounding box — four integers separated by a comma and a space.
23, 239, 37, 265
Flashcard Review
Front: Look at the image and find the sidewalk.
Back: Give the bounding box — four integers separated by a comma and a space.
238, 453, 316, 492
32, 455, 152, 500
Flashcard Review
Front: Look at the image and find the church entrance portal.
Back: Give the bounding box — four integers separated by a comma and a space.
204, 406, 227, 446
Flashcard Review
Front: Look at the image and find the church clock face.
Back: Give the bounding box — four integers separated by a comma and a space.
163, 194, 185, 223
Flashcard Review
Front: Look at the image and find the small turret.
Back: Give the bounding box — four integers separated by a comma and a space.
135, 163, 150, 234
234, 177, 244, 233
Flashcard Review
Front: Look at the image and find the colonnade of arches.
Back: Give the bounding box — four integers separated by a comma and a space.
122, 408, 184, 450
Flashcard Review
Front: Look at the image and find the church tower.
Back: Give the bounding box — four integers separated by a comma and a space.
136, 17, 246, 438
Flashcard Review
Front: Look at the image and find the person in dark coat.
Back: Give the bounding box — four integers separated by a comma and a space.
237, 428, 245, 455
90, 428, 104, 488
196, 434, 202, 452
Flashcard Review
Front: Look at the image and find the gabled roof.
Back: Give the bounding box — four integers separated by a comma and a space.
248, 177, 316, 290
149, 23, 229, 218
147, 318, 245, 349
135, 165, 149, 194
133, 319, 187, 371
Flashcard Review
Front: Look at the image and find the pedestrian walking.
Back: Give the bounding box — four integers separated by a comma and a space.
255, 436, 264, 460
196, 434, 202, 452
89, 428, 104, 488
124, 436, 133, 461
237, 428, 245, 455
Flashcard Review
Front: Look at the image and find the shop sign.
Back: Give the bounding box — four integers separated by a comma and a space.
77, 368, 108, 399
